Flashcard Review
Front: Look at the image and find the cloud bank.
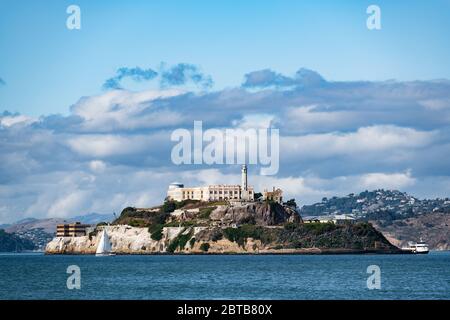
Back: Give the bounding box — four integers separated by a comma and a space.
242, 68, 325, 88
1, 67, 450, 223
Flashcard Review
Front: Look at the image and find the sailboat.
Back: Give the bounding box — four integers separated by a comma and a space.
95, 228, 115, 256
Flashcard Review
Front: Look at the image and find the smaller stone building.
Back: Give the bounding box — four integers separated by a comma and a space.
263, 187, 283, 203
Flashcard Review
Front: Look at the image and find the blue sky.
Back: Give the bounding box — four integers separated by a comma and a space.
1, 0, 450, 116
1, 1, 450, 223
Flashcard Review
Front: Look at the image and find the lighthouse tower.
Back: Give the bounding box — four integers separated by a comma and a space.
241, 164, 248, 191
241, 164, 248, 200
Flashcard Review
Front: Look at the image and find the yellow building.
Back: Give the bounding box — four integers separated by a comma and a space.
263, 187, 283, 203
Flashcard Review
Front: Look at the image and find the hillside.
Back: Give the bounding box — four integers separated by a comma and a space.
0, 229, 36, 252
46, 200, 400, 254
371, 212, 450, 250
3, 213, 114, 251
299, 189, 450, 218
299, 189, 450, 250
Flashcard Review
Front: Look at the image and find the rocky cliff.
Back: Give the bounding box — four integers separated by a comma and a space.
46, 200, 401, 254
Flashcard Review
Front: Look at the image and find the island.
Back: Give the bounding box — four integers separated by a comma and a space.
45, 165, 403, 255
45, 199, 402, 255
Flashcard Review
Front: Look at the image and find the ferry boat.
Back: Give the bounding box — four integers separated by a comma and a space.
402, 240, 429, 254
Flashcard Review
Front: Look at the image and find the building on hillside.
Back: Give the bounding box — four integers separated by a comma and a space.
167, 165, 254, 202
303, 214, 356, 225
263, 187, 283, 203
56, 222, 90, 237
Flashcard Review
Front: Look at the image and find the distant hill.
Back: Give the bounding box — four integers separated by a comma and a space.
71, 213, 115, 225
0, 223, 11, 229
5, 218, 66, 234
298, 190, 450, 250
4, 213, 114, 234
3, 213, 114, 251
299, 189, 450, 218
0, 229, 35, 252
371, 212, 450, 250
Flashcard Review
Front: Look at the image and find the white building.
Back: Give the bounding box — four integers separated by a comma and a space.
303, 214, 356, 225
167, 165, 254, 202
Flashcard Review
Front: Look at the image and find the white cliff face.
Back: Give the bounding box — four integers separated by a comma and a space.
46, 225, 164, 254
45, 224, 270, 254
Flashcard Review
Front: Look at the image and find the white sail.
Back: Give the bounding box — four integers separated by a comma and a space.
96, 228, 113, 256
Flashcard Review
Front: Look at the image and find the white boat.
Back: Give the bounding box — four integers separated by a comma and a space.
414, 241, 429, 254
402, 240, 429, 254
95, 228, 115, 256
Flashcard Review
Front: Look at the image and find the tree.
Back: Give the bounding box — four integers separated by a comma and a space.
162, 200, 176, 213
200, 242, 210, 252
285, 199, 297, 208
254, 192, 263, 200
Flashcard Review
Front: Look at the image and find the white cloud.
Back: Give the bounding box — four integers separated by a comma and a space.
0, 114, 36, 127
66, 132, 168, 158
359, 171, 416, 190
282, 105, 363, 133
419, 98, 450, 110
71, 89, 185, 131
232, 114, 275, 129
67, 135, 147, 157
281, 125, 436, 160
89, 160, 106, 173
47, 191, 89, 218
2, 69, 450, 223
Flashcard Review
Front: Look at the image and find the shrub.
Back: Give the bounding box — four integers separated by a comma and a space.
223, 224, 274, 247
149, 224, 164, 241
165, 220, 197, 227
285, 199, 297, 208
167, 228, 194, 253
128, 219, 146, 227
284, 222, 299, 231
151, 211, 170, 225
163, 199, 202, 213
200, 242, 210, 252
88, 228, 99, 240
119, 207, 137, 217
303, 222, 337, 234
162, 201, 177, 213
198, 207, 215, 219
211, 229, 223, 242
